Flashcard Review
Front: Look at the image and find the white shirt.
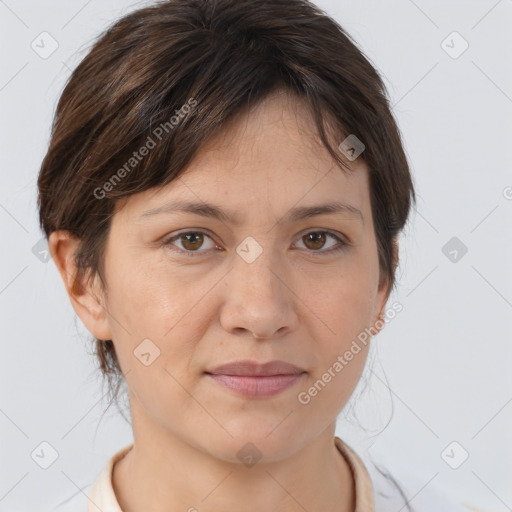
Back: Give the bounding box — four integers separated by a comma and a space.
50, 437, 485, 512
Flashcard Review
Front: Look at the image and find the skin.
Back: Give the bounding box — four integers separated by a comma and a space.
50, 89, 395, 512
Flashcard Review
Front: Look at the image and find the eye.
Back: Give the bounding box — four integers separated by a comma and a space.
294, 230, 348, 255
162, 229, 348, 257
163, 230, 218, 256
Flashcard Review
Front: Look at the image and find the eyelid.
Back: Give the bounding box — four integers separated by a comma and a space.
294, 229, 349, 256
162, 228, 349, 256
162, 229, 220, 256
297, 227, 348, 243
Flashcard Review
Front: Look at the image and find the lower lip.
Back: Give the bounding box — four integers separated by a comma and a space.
206, 373, 305, 397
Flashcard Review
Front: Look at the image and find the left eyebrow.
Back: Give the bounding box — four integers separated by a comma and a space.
284, 202, 364, 225
139, 199, 364, 226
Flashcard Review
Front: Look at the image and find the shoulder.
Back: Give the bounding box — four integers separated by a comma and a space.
47, 443, 132, 512
334, 436, 487, 512
367, 459, 484, 512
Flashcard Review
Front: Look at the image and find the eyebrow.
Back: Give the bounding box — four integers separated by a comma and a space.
139, 199, 364, 225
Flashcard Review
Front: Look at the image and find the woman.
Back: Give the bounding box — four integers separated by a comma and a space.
38, 1, 477, 510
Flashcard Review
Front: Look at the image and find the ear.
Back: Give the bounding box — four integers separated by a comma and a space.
48, 230, 112, 341
373, 237, 399, 332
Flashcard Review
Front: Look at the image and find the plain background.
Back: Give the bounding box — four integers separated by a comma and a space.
1, 1, 511, 511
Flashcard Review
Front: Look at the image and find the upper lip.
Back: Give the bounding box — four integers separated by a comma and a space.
206, 360, 306, 376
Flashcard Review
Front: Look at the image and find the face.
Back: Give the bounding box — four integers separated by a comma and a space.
72, 90, 391, 463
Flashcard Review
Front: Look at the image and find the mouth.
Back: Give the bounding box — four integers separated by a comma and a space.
204, 359, 307, 398
205, 373, 306, 398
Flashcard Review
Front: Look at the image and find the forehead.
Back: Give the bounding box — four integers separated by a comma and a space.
187, 90, 358, 176
116, 90, 370, 223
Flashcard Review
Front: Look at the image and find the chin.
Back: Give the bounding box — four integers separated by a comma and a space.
202, 421, 304, 465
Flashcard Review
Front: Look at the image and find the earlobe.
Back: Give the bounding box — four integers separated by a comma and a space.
372, 311, 386, 335
48, 231, 112, 341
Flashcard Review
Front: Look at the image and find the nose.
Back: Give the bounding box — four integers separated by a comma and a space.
219, 245, 299, 340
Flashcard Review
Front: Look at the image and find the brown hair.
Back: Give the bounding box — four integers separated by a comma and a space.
37, 0, 416, 409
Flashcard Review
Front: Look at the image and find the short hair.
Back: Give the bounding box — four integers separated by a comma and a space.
37, 0, 416, 407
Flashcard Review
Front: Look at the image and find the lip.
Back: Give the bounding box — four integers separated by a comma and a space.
206, 359, 305, 376
205, 360, 307, 398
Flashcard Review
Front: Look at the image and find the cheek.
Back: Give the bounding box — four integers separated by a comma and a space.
106, 253, 188, 334
104, 257, 214, 374
301, 285, 373, 415
304, 261, 378, 339
303, 261, 377, 397
330, 283, 376, 336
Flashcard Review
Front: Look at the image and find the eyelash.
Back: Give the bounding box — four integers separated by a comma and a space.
161, 229, 349, 258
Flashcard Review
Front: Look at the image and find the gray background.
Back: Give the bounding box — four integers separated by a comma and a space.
1, 0, 511, 511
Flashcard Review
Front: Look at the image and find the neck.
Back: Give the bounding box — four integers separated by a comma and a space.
112, 394, 355, 512
113, 422, 355, 512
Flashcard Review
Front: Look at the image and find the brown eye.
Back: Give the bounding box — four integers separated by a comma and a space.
180, 232, 205, 251
295, 230, 347, 254
163, 231, 217, 256
303, 232, 327, 250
